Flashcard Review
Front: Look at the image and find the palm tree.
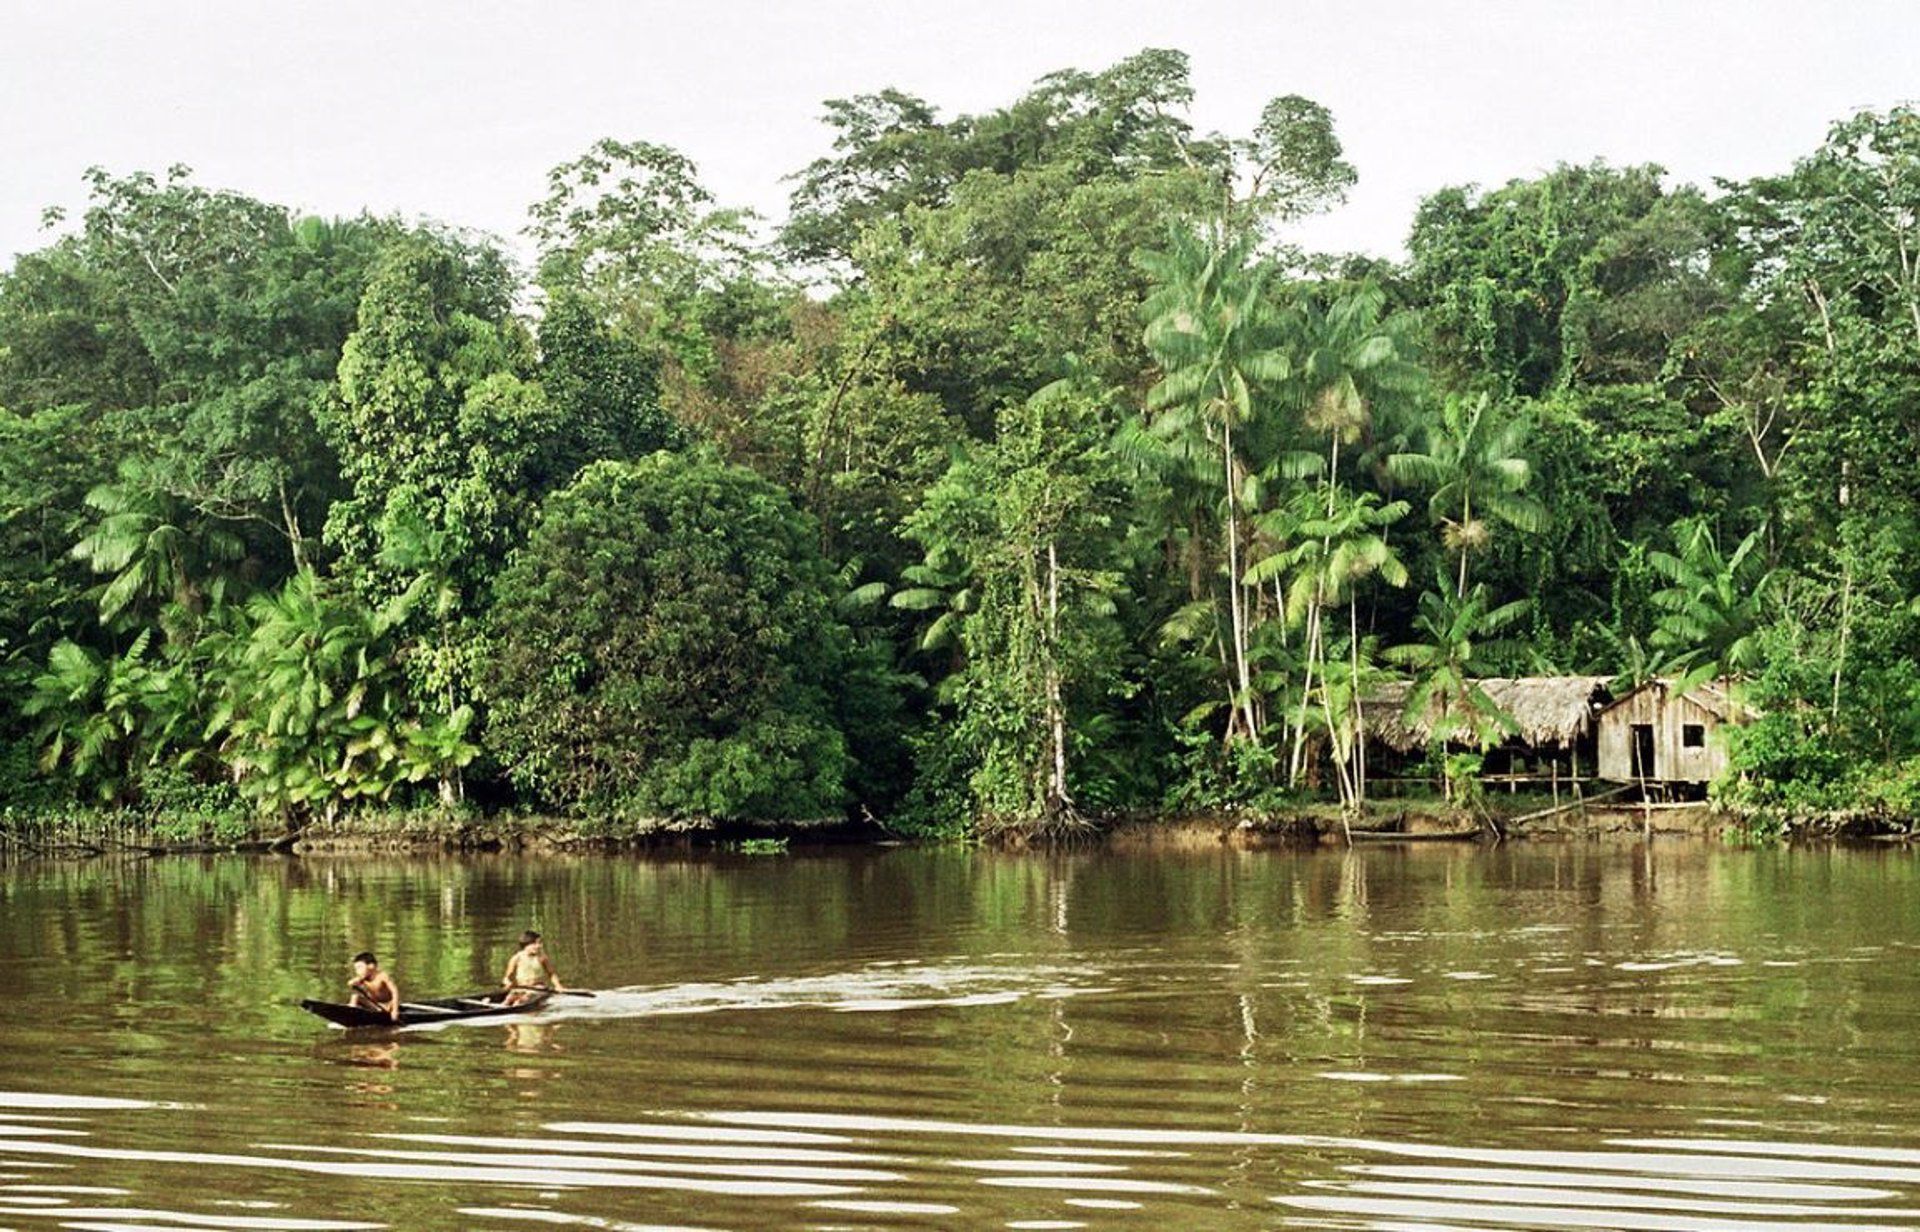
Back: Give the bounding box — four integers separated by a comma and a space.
1247, 487, 1409, 806
1277, 282, 1421, 800
891, 551, 977, 665
1296, 282, 1424, 490
211, 569, 472, 821
70, 460, 245, 627
1138, 224, 1291, 743
1586, 623, 1659, 696
24, 632, 185, 803
1387, 393, 1546, 597
1386, 576, 1530, 799
1647, 519, 1772, 688
890, 457, 988, 690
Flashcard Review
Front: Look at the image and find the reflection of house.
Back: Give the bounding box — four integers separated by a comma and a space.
1595, 679, 1745, 785
1365, 676, 1615, 783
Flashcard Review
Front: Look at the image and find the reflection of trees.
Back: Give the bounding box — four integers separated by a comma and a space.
4, 843, 1914, 1153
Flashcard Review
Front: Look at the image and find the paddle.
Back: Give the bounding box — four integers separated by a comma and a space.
508, 984, 596, 998
351, 979, 403, 1020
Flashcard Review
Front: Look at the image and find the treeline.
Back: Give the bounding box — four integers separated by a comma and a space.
2, 50, 1917, 837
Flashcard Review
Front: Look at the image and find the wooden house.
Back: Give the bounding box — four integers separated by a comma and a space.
1595, 679, 1744, 785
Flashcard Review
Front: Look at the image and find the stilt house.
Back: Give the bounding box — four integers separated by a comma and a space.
1594, 678, 1745, 785
1365, 676, 1615, 787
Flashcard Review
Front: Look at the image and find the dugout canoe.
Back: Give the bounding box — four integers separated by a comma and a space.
299, 989, 550, 1029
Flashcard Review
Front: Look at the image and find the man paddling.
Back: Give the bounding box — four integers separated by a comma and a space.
502, 930, 565, 1004
348, 951, 402, 1023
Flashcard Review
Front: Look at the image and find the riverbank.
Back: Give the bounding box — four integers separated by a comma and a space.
4, 793, 1913, 858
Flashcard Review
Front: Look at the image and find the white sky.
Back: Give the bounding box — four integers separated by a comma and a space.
3, 0, 1917, 272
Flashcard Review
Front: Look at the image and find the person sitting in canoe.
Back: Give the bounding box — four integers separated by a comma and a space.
348, 951, 402, 1023
501, 930, 565, 1004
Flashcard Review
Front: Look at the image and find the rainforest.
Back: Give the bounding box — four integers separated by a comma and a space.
3, 50, 1917, 845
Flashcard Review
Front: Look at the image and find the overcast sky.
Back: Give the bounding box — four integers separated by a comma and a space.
3, 0, 1916, 271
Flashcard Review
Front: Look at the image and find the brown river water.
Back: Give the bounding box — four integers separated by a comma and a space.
1, 841, 1918, 1230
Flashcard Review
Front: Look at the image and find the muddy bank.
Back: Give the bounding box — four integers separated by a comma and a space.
4, 798, 1913, 858
0, 808, 867, 859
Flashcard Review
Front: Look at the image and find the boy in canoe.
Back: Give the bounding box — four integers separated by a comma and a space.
348, 951, 402, 1022
502, 930, 565, 1004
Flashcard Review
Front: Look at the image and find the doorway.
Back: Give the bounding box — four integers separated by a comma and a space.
1630, 723, 1656, 781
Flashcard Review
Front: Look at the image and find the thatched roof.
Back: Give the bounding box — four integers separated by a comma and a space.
1363, 676, 1615, 753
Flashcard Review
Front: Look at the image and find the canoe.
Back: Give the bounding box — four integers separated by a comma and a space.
299, 989, 550, 1029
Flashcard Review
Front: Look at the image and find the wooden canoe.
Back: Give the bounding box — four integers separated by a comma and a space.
299, 989, 550, 1029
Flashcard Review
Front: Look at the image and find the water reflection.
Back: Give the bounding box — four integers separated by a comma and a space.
504, 1022, 560, 1054
1, 843, 1918, 1228
333, 1043, 400, 1070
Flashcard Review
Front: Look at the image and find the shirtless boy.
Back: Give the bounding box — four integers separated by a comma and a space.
348, 951, 402, 1022
501, 931, 564, 1004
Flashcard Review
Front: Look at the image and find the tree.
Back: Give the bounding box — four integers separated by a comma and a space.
1406, 161, 1717, 397
314, 234, 553, 809
0, 402, 119, 699
781, 88, 954, 269
483, 453, 876, 821
208, 570, 476, 820
1647, 519, 1773, 686
890, 454, 988, 665
24, 631, 188, 804
1247, 487, 1408, 807
851, 164, 1211, 429
1385, 577, 1530, 799
900, 378, 1132, 830
1, 171, 399, 573
0, 173, 413, 784
529, 139, 761, 304
782, 50, 1214, 271
1720, 108, 1920, 727
70, 458, 244, 629
1388, 393, 1547, 596
1296, 282, 1424, 480
533, 292, 679, 487
1229, 95, 1357, 231
1268, 281, 1422, 794
1139, 224, 1293, 744
528, 139, 765, 387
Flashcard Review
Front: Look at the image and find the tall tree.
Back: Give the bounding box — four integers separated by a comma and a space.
1388, 393, 1547, 596
900, 378, 1132, 829
1139, 225, 1292, 744
782, 49, 1214, 271
1407, 161, 1716, 397
528, 139, 766, 390
320, 234, 546, 802
1246, 487, 1408, 807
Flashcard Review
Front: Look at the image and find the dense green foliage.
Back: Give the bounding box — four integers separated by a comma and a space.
483, 454, 862, 821
3, 54, 1916, 837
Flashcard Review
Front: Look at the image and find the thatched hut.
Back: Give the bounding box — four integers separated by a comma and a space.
1364, 676, 1615, 786
1595, 678, 1747, 786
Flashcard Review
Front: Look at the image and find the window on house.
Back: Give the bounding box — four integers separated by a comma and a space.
1682, 723, 1706, 749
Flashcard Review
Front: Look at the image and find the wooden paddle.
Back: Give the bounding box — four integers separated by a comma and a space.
509, 984, 596, 998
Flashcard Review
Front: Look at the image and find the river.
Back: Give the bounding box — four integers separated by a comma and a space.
1, 841, 1917, 1230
